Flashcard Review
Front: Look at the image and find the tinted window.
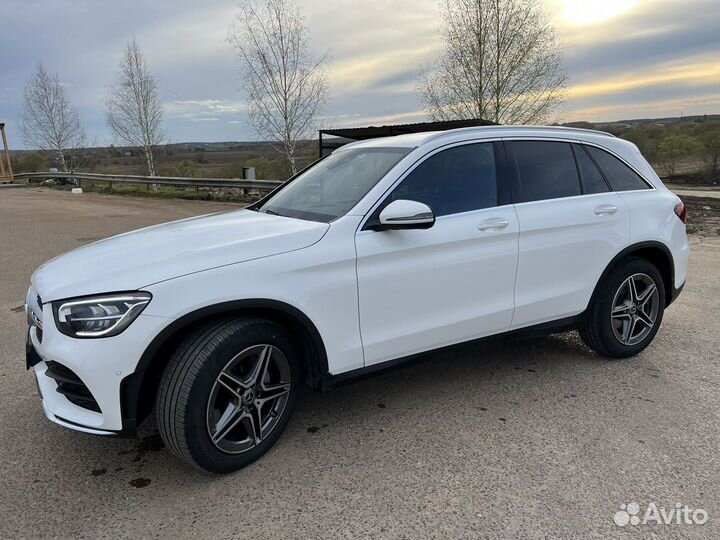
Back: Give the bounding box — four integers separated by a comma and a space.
585, 146, 650, 191
574, 144, 609, 194
512, 141, 581, 202
389, 143, 497, 216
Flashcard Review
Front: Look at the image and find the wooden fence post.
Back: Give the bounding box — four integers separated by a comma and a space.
0, 123, 14, 184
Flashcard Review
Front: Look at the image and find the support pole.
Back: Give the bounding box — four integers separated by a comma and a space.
0, 123, 13, 183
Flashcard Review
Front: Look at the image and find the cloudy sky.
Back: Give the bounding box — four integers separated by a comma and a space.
1, 0, 718, 147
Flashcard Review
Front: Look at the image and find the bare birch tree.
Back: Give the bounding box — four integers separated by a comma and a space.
418, 0, 567, 124
21, 63, 85, 171
106, 39, 165, 176
228, 0, 329, 175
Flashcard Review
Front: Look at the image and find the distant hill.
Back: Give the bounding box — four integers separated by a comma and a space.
561, 114, 720, 135
165, 141, 278, 152
10, 114, 719, 156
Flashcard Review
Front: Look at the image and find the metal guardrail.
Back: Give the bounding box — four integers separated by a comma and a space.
12, 171, 284, 191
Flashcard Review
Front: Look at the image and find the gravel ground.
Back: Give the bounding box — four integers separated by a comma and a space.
683, 196, 720, 236
1, 188, 719, 539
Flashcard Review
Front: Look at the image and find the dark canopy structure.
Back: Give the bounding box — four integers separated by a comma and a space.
318, 118, 496, 157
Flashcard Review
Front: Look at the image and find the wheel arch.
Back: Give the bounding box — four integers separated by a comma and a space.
589, 241, 675, 312
120, 299, 329, 431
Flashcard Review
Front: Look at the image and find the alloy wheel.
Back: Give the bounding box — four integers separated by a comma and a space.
610, 273, 660, 346
206, 344, 292, 454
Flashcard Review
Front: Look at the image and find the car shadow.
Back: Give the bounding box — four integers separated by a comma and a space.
40, 331, 607, 483
296, 331, 600, 413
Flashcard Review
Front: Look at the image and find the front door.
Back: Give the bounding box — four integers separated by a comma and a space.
355, 141, 519, 366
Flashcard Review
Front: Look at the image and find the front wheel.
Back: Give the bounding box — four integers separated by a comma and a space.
580, 257, 666, 358
156, 317, 299, 474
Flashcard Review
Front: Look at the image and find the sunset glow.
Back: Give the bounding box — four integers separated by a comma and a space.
553, 0, 641, 26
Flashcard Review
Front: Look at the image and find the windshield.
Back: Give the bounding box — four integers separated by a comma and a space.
258, 147, 411, 222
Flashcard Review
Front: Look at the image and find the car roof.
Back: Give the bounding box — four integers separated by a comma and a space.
343, 125, 616, 151
341, 124, 660, 189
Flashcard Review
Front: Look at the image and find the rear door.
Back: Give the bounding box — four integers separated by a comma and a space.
355, 141, 519, 366
507, 139, 630, 329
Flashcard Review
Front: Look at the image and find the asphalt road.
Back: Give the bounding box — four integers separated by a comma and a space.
1, 188, 719, 539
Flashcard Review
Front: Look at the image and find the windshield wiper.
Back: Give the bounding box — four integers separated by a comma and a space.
264, 208, 281, 216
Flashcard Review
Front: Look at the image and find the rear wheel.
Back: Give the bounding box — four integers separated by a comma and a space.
580, 257, 665, 358
156, 317, 298, 473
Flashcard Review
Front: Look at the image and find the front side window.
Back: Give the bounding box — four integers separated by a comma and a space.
585, 145, 651, 191
511, 141, 581, 202
387, 143, 498, 217
258, 147, 410, 222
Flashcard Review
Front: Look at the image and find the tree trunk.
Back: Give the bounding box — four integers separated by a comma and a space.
284, 136, 297, 176
144, 145, 158, 191
475, 0, 484, 119
287, 149, 297, 176
144, 146, 156, 176
58, 149, 68, 172
493, 0, 502, 124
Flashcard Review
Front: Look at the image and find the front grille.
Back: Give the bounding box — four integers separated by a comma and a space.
44, 361, 101, 413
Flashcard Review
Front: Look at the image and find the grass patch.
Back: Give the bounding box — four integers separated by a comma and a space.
51, 181, 261, 204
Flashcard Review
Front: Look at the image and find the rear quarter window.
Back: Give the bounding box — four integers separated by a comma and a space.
585, 145, 651, 191
573, 144, 609, 194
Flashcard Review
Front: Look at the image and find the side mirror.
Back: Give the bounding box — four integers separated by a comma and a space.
369, 199, 435, 231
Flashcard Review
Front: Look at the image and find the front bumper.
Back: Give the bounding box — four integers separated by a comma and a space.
27, 294, 171, 434
668, 280, 685, 306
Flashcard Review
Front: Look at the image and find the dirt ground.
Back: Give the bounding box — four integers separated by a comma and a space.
683, 196, 720, 236
1, 188, 719, 539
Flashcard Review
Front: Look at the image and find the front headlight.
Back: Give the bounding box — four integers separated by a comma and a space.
52, 292, 152, 338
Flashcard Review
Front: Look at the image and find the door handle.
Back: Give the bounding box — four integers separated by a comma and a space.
594, 204, 618, 216
477, 218, 510, 231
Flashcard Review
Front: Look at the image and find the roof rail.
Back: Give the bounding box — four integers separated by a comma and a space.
424, 124, 616, 144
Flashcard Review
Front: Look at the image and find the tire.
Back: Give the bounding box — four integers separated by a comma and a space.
580, 257, 666, 358
156, 317, 299, 474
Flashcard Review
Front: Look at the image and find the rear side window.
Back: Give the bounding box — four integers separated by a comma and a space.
574, 144, 609, 194
585, 146, 651, 191
389, 143, 497, 216
511, 141, 581, 202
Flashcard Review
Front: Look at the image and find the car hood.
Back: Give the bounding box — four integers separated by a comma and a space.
32, 209, 329, 302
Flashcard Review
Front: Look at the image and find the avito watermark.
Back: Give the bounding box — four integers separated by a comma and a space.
614, 502, 708, 527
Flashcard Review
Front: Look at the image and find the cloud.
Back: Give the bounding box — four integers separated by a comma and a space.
568, 54, 720, 100
164, 99, 247, 128
557, 0, 720, 80
549, 0, 642, 27
567, 93, 720, 122
167, 100, 246, 115
342, 110, 428, 127
0, 0, 718, 146
304, 0, 441, 96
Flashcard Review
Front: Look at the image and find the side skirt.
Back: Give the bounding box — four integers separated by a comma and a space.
319, 314, 583, 391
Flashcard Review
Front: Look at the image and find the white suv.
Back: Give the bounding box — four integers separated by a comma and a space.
26, 126, 689, 473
